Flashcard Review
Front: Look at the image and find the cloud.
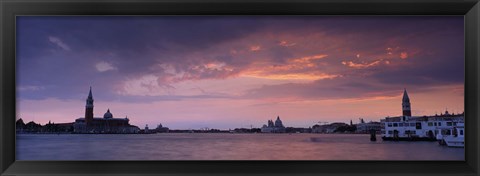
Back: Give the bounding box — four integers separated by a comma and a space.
116, 72, 258, 98
291, 54, 328, 64
400, 52, 408, 59
241, 77, 387, 101
342, 60, 382, 69
118, 74, 175, 96
18, 16, 464, 104
240, 54, 331, 80
48, 36, 71, 51
18, 85, 45, 91
241, 72, 464, 104
250, 45, 261, 51
95, 61, 117, 72
242, 73, 340, 80
278, 40, 296, 47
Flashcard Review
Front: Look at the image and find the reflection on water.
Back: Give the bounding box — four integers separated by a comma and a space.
16, 133, 464, 160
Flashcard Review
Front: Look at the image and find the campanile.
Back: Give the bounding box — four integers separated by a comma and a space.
402, 88, 412, 117
85, 87, 94, 125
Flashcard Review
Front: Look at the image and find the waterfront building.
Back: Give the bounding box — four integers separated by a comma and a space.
156, 123, 170, 133
311, 122, 348, 133
381, 89, 464, 140
261, 116, 286, 133
73, 87, 140, 133
356, 121, 382, 133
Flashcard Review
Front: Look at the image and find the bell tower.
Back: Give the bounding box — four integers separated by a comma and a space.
85, 87, 94, 126
402, 88, 412, 117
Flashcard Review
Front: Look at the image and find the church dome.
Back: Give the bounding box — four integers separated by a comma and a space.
275, 116, 284, 127
103, 109, 113, 119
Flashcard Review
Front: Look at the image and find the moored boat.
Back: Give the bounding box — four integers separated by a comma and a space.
436, 122, 464, 147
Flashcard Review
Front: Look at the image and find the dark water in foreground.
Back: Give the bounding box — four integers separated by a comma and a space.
16, 133, 464, 160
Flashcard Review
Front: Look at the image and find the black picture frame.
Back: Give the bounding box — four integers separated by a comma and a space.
1, 0, 479, 175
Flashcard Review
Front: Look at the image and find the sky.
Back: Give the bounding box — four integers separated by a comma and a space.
16, 16, 464, 129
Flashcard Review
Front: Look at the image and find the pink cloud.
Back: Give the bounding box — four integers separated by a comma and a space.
400, 52, 409, 59
341, 60, 382, 69
250, 45, 261, 51
278, 40, 296, 47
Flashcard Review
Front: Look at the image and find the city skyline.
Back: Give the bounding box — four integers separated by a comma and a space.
17, 16, 464, 129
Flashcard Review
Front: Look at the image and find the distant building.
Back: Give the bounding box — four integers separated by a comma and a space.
156, 123, 170, 133
73, 87, 140, 133
285, 127, 312, 133
139, 123, 170, 134
15, 118, 74, 134
356, 121, 382, 133
261, 116, 286, 133
312, 122, 348, 133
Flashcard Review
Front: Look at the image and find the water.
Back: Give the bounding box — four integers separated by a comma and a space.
16, 133, 464, 160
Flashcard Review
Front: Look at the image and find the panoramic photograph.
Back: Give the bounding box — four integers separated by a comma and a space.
16, 16, 464, 160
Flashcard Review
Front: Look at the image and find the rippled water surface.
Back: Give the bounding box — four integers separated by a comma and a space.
16, 133, 464, 160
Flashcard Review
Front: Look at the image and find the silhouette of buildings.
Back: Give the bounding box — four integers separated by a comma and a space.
73, 87, 140, 133
16, 118, 74, 133
261, 116, 286, 133
311, 122, 349, 133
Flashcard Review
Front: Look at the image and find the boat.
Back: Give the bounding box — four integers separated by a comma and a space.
436, 122, 464, 147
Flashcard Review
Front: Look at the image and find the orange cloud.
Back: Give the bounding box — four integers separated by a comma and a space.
290, 54, 328, 64
248, 54, 328, 72
385, 46, 413, 60
342, 60, 382, 69
240, 54, 334, 80
400, 52, 408, 59
242, 71, 340, 80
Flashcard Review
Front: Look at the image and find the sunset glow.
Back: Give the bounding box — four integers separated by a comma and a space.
17, 16, 464, 129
